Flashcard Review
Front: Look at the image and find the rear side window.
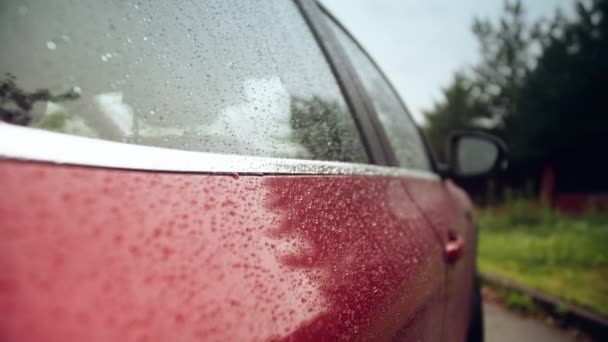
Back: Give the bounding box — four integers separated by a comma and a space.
0, 0, 368, 163
325, 15, 431, 170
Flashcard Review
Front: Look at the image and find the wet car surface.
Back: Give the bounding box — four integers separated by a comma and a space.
0, 160, 448, 341
0, 0, 504, 340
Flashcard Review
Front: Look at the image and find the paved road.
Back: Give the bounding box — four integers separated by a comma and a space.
484, 301, 581, 342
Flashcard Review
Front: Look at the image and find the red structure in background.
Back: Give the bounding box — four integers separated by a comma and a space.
540, 164, 608, 214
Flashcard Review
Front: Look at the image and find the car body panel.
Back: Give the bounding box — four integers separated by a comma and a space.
0, 159, 452, 341
403, 178, 477, 342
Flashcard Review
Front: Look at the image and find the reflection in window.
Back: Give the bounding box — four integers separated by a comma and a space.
291, 96, 367, 162
0, 0, 368, 163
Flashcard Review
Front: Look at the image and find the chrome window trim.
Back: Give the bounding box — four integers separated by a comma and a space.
0, 124, 437, 179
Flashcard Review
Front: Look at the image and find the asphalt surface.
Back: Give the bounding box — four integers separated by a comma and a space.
483, 301, 581, 342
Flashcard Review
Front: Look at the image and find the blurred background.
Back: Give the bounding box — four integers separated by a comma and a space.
327, 0, 607, 339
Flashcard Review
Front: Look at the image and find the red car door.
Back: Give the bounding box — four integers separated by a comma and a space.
0, 0, 455, 340
403, 178, 478, 342
0, 129, 446, 341
322, 9, 480, 342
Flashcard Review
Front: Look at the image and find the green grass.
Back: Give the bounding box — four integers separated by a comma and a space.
477, 199, 608, 316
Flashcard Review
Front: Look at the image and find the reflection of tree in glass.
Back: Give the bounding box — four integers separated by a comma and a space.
290, 96, 367, 163
0, 74, 80, 126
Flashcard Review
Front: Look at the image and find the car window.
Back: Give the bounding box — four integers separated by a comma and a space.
324, 15, 431, 170
0, 0, 368, 163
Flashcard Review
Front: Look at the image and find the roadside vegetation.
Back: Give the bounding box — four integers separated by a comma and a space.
477, 198, 608, 316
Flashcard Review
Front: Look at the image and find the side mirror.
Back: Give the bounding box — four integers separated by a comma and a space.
445, 132, 507, 178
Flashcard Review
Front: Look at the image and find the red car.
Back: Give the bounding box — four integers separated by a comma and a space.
0, 1, 506, 341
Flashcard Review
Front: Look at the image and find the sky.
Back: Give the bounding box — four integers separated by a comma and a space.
322, 0, 574, 123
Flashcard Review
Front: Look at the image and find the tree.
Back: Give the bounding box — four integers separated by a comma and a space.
423, 0, 608, 159
423, 73, 489, 161
0, 74, 79, 125
424, 0, 540, 160
290, 96, 368, 163
470, 0, 540, 133
424, 0, 608, 196
513, 0, 608, 162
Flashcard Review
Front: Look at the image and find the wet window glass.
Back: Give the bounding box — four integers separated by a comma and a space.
325, 16, 431, 170
0, 0, 368, 163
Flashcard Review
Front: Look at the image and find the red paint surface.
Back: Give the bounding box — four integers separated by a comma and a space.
404, 179, 476, 342
0, 160, 473, 341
